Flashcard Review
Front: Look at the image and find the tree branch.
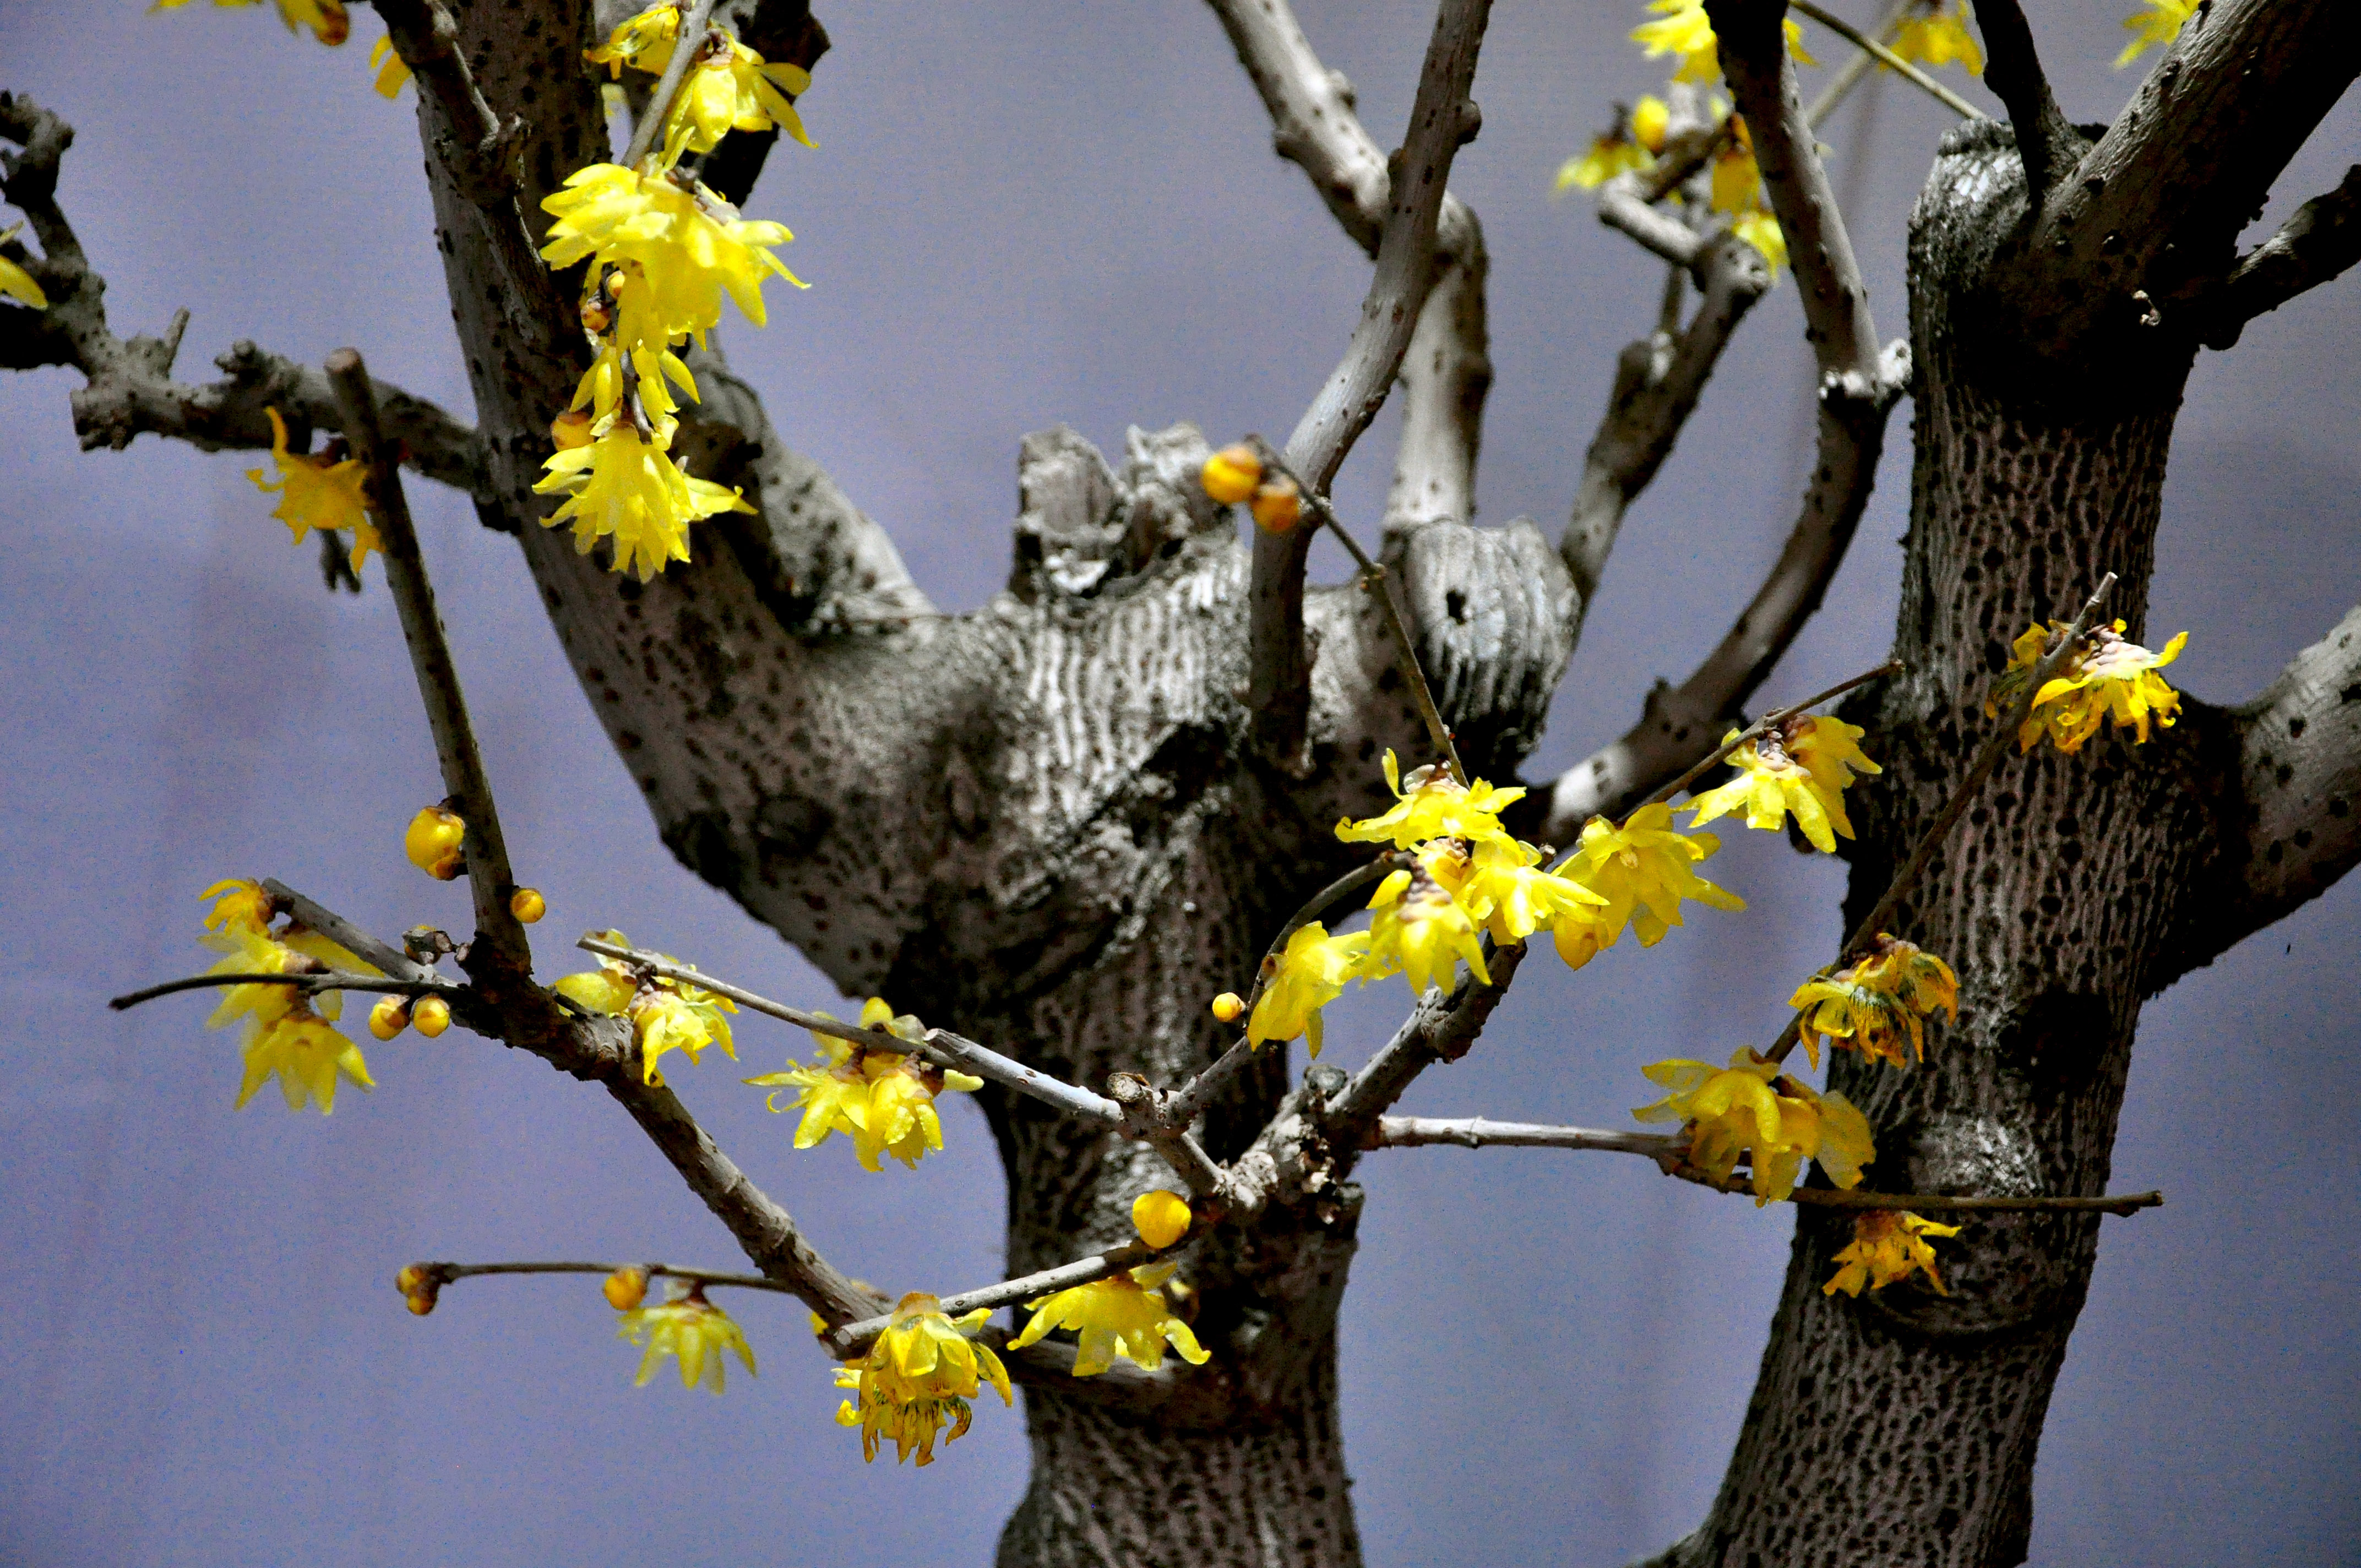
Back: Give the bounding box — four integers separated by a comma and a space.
2197, 164, 2361, 350
0, 93, 487, 497
824, 1242, 1164, 1359
1963, 0, 2073, 199
1243, 0, 1493, 762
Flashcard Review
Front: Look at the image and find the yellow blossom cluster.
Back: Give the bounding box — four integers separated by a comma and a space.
1634, 1048, 1875, 1204
1890, 2, 1983, 75
2116, 0, 2199, 67
1989, 619, 2189, 755
1631, 0, 1814, 85
617, 1284, 757, 1392
555, 933, 739, 1087
1823, 1209, 1962, 1296
1789, 934, 1959, 1068
1009, 1263, 1210, 1376
835, 1293, 1011, 1466
1685, 714, 1881, 854
534, 4, 815, 579
247, 407, 380, 576
1706, 114, 1787, 275
744, 998, 982, 1171
198, 877, 379, 1113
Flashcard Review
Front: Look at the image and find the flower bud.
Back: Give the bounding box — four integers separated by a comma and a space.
1210, 992, 1244, 1023
551, 409, 595, 450
1132, 1190, 1194, 1250
1200, 444, 1263, 504
1249, 476, 1303, 534
369, 997, 411, 1041
405, 1291, 437, 1316
404, 805, 467, 880
510, 887, 547, 924
603, 1266, 649, 1310
413, 996, 453, 1038
1632, 95, 1670, 154
395, 1264, 427, 1295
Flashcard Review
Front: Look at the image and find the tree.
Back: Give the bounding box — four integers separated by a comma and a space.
6, 0, 2358, 1563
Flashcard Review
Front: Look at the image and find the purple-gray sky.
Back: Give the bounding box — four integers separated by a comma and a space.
2, 3, 2355, 1564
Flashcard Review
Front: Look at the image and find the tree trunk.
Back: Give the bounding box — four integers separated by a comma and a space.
1655, 121, 2234, 1568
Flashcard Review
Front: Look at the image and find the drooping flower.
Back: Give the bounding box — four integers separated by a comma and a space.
1823, 1210, 1963, 1296
1789, 934, 1960, 1068
237, 1006, 375, 1113
587, 2, 683, 77
746, 1000, 982, 1170
1633, 0, 1813, 85
659, 37, 816, 169
369, 32, 412, 97
1891, 1, 1983, 74
540, 164, 804, 346
1556, 96, 1669, 192
1132, 1190, 1194, 1250
1009, 1264, 1211, 1378
834, 1293, 1011, 1466
617, 1284, 756, 1392
1456, 836, 1607, 945
1559, 802, 1743, 960
1247, 922, 1370, 1057
629, 982, 737, 1087
1706, 116, 1787, 275
532, 415, 755, 581
1335, 750, 1524, 851
1685, 715, 1881, 854
1634, 1048, 1873, 1203
1988, 618, 2189, 754
0, 223, 48, 310
200, 877, 276, 938
2115, 0, 2198, 67
247, 407, 375, 569
1730, 208, 1787, 274
1363, 858, 1491, 998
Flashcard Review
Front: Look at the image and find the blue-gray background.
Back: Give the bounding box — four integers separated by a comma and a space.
3, 4, 2354, 1565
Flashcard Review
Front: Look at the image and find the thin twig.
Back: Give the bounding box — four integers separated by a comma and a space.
263, 879, 434, 981
416, 1259, 802, 1294
576, 936, 1125, 1125
622, 0, 722, 170
325, 349, 531, 974
823, 1242, 1165, 1359
1640, 657, 1903, 813
1802, 0, 1917, 128
1789, 0, 1981, 121
108, 971, 453, 1011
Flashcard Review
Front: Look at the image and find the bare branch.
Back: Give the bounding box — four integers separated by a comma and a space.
1315, 938, 1526, 1157
824, 1242, 1163, 1359
2199, 164, 2361, 350
327, 349, 532, 976
411, 1258, 803, 1296
1370, 1116, 1678, 1157
1384, 237, 1492, 540
1244, 0, 1493, 760
108, 970, 452, 1011
1960, 0, 2074, 199
1788, 0, 1979, 121
1800, 0, 1913, 127
265, 879, 433, 980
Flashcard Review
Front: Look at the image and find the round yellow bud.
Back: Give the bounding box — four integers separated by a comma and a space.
404, 805, 467, 881
1211, 991, 1245, 1024
1200, 444, 1264, 505
1632, 95, 1670, 155
412, 996, 452, 1038
405, 1292, 436, 1316
395, 1264, 426, 1295
369, 997, 411, 1041
603, 1266, 649, 1311
550, 409, 595, 450
1250, 476, 1303, 535
510, 887, 547, 924
1132, 1190, 1194, 1251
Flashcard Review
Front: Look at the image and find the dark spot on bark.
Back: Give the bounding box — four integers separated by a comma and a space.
2332, 797, 2349, 818
1444, 589, 1467, 623
616, 729, 643, 752
2289, 716, 2307, 739
2294, 828, 2314, 849
2341, 681, 2361, 704
755, 792, 832, 862
2277, 763, 2295, 786
661, 809, 742, 892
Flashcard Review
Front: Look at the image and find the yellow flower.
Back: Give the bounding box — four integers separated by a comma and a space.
0, 223, 48, 310
629, 983, 738, 1087
204, 927, 311, 1032
554, 958, 640, 1017
2116, 0, 2198, 67
1709, 118, 1760, 214
369, 32, 412, 97
1633, 0, 1813, 84
532, 415, 754, 581
200, 877, 275, 938
835, 1293, 1011, 1466
618, 1286, 756, 1392
1335, 750, 1525, 851
1988, 619, 2188, 754
247, 407, 376, 570
1685, 715, 1880, 854
587, 3, 684, 77
659, 41, 816, 170
1634, 1048, 1873, 1202
747, 1002, 982, 1170
1133, 1190, 1194, 1250
1456, 836, 1607, 945
1731, 208, 1786, 273
540, 165, 804, 346
404, 804, 466, 880
1789, 934, 1960, 1068
1891, 2, 1983, 74
1561, 801, 1743, 957
1823, 1210, 1963, 1296
1009, 1264, 1211, 1377
237, 1006, 374, 1113
1364, 859, 1491, 998
153, 0, 351, 46
1247, 922, 1370, 1057
1200, 444, 1264, 503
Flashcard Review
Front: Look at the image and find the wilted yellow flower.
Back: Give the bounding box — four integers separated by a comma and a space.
369, 32, 412, 96
618, 1285, 755, 1393
404, 804, 466, 880
540, 165, 804, 346
1634, 1048, 1873, 1203
1457, 836, 1607, 944
200, 877, 275, 938
1133, 1190, 1194, 1250
1633, 0, 1812, 84
1560, 801, 1743, 958
0, 223, 48, 310
1336, 750, 1524, 851
1891, 2, 1983, 74
1364, 859, 1490, 998
835, 1293, 1010, 1466
1823, 1209, 1963, 1296
1247, 922, 1370, 1057
2116, 0, 2198, 67
1789, 934, 1959, 1068
629, 983, 737, 1086
747, 1001, 982, 1170
237, 1006, 374, 1113
1685, 715, 1880, 854
248, 407, 374, 568
1009, 1264, 1211, 1377
1989, 619, 2188, 754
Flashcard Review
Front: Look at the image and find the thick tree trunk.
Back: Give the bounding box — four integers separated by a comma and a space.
1656, 122, 2233, 1567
